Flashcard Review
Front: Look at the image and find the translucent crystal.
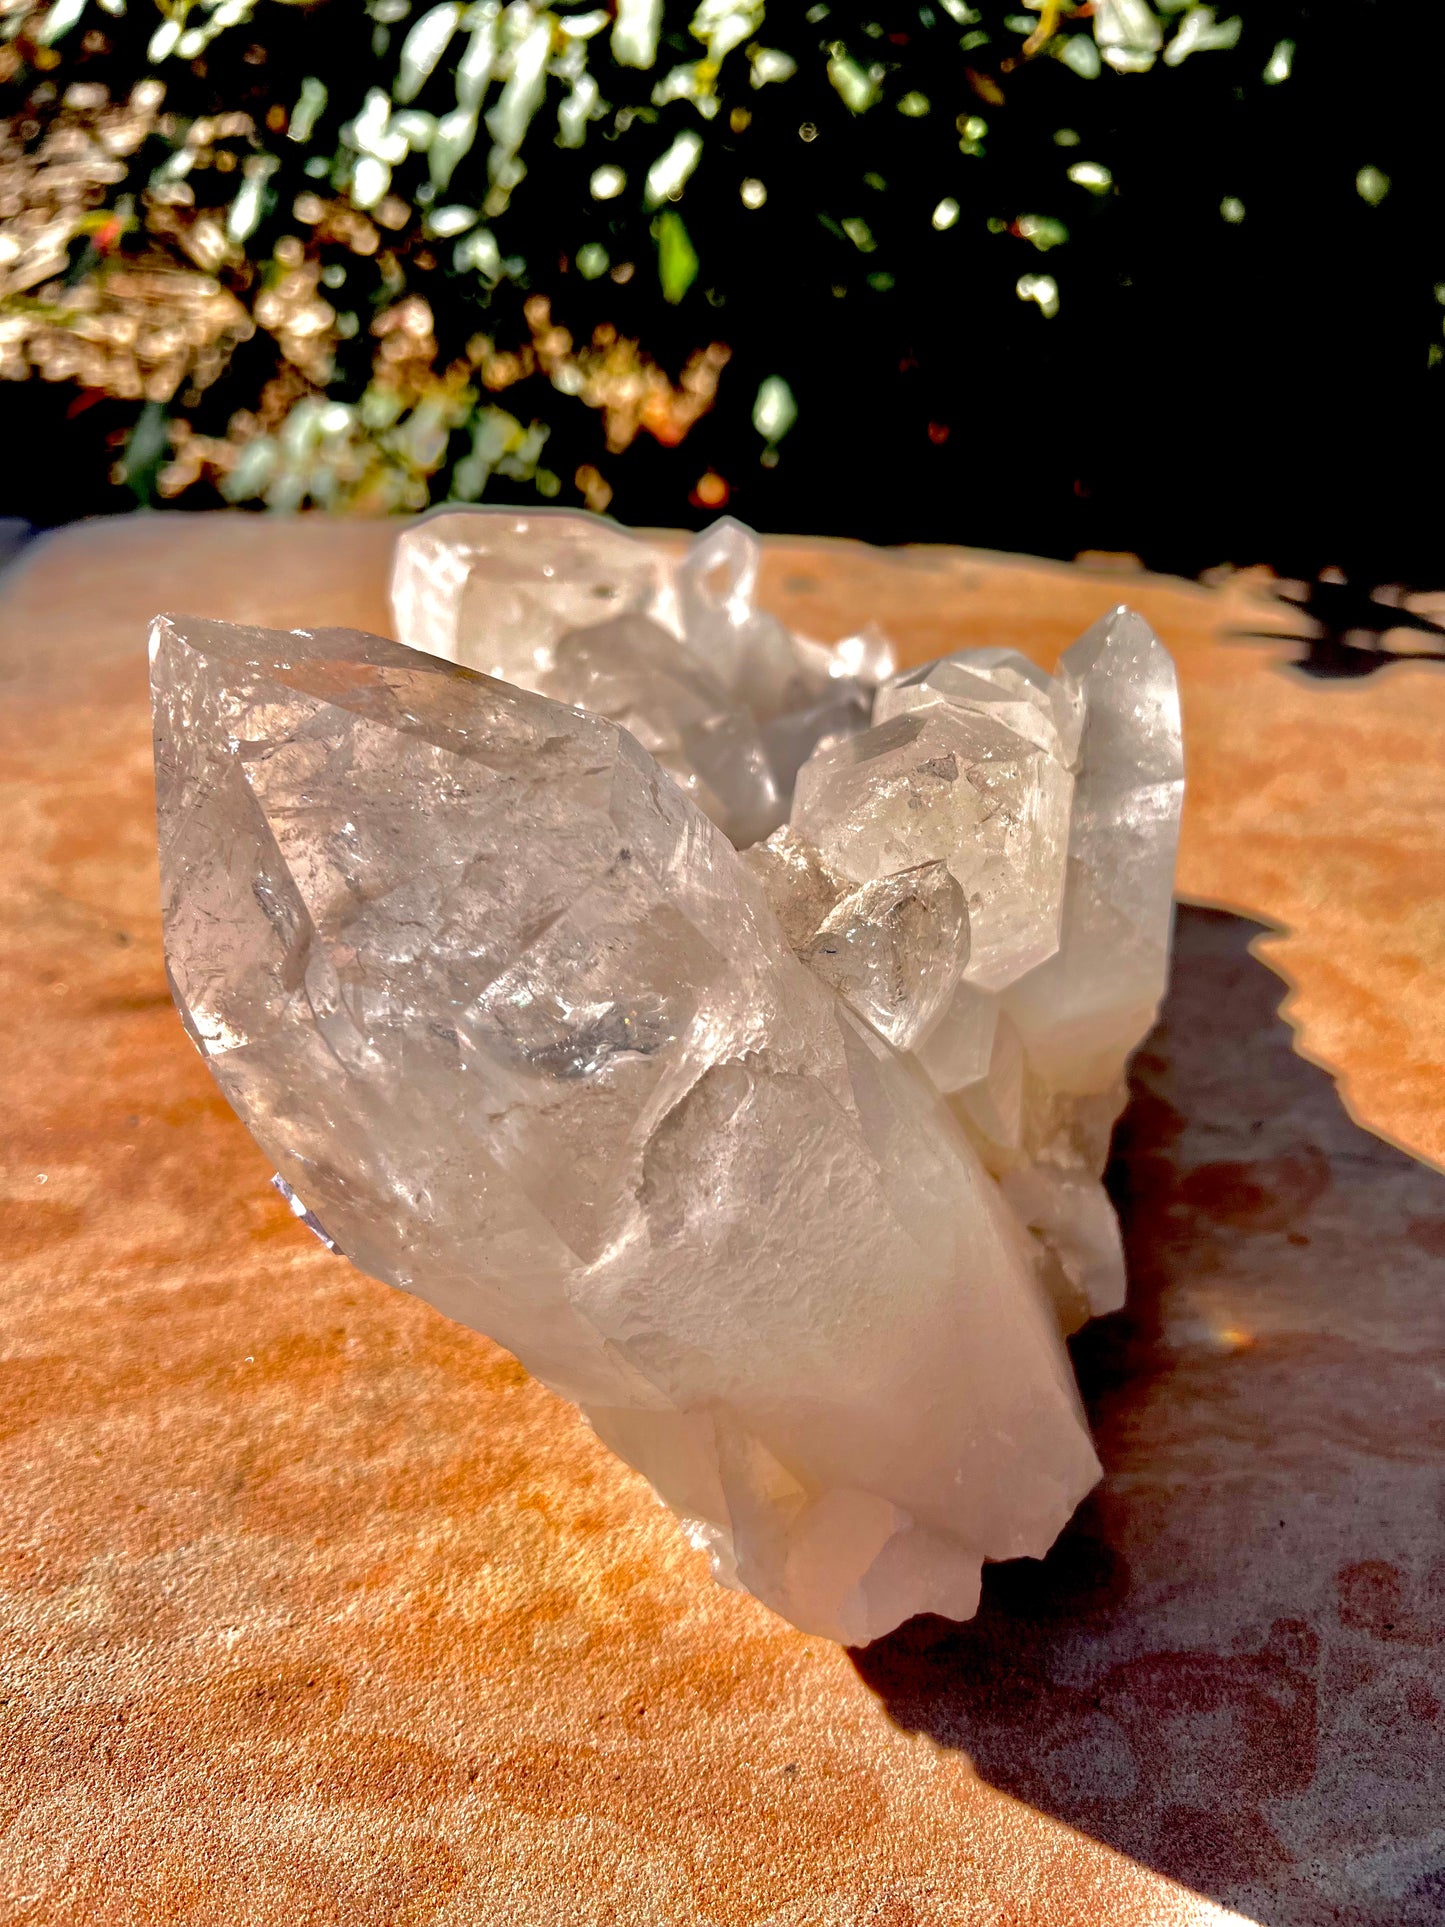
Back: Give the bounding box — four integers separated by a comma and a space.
875, 644, 1085, 765
743, 835, 968, 1051
537, 613, 781, 848
1001, 607, 1185, 1094
869, 611, 1177, 1326
742, 829, 849, 957
153, 610, 1101, 1647
914, 978, 1000, 1093
675, 515, 809, 716
804, 864, 968, 1052
999, 1162, 1127, 1335
790, 705, 1074, 992
949, 1007, 1026, 1154
155, 519, 1182, 1645
757, 677, 874, 803
389, 507, 671, 683
390, 509, 894, 831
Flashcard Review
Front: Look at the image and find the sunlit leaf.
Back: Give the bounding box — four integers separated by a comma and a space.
395, 3, 462, 104
485, 15, 552, 156
613, 0, 662, 69
1263, 38, 1294, 83
288, 77, 328, 143
430, 106, 478, 189
1016, 271, 1059, 316
36, 0, 87, 46
828, 50, 879, 114
752, 374, 797, 442
645, 128, 703, 206
1356, 166, 1390, 206
1163, 7, 1241, 66
654, 209, 699, 302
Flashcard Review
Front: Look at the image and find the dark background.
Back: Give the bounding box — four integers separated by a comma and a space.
3, 0, 1440, 587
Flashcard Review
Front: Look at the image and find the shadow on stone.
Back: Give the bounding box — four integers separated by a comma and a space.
852, 906, 1445, 1927
1227, 575, 1445, 679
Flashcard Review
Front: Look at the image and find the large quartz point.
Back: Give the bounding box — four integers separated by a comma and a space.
152, 519, 1183, 1646
153, 611, 1107, 1646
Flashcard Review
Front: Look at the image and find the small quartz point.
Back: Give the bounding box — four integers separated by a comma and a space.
390, 509, 890, 834
790, 703, 1074, 993
745, 835, 969, 1054
804, 865, 969, 1054
154, 518, 1183, 1646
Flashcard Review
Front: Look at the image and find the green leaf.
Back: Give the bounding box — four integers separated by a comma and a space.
752, 375, 797, 442
37, 0, 87, 47
288, 77, 328, 144
654, 210, 699, 303
1057, 33, 1101, 77
117, 402, 170, 507
827, 51, 879, 114
1356, 166, 1390, 207
395, 2, 462, 103
1015, 213, 1069, 251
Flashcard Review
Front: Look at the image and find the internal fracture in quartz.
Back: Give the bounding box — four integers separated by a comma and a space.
152, 511, 1183, 1647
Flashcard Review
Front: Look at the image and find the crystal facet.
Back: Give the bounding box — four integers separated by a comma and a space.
744, 834, 969, 1054
391, 510, 888, 840
153, 515, 1183, 1646
389, 506, 673, 685
791, 704, 1074, 992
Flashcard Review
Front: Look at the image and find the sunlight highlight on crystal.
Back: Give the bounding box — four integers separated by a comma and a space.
153, 513, 1183, 1645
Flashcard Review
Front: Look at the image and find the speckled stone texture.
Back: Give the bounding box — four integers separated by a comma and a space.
2, 516, 1442, 1927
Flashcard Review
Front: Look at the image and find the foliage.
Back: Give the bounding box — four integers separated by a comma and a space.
0, 1, 1425, 561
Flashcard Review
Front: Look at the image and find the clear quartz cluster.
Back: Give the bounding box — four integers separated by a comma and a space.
390, 510, 894, 847
152, 509, 1183, 1646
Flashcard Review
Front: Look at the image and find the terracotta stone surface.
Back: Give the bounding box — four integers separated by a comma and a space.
1, 514, 1442, 1926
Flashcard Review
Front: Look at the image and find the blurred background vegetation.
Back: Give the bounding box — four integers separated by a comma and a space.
0, 0, 1435, 579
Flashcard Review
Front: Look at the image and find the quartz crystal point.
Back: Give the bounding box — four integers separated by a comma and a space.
536, 614, 781, 848
152, 519, 1183, 1645
793, 609, 1183, 1334
390, 509, 889, 841
790, 705, 1073, 993
152, 611, 1110, 1646
744, 836, 969, 1054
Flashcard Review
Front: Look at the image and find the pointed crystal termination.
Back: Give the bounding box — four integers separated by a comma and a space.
152, 611, 1101, 1646
537, 614, 782, 848
790, 703, 1074, 993
1001, 607, 1185, 1096
745, 833, 970, 1053
390, 509, 892, 841
789, 607, 1183, 1335
874, 644, 1085, 764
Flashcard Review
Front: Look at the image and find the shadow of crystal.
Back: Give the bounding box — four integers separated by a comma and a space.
851, 905, 1445, 1927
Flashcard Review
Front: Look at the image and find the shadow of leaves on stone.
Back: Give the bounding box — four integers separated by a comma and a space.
1228, 576, 1445, 679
